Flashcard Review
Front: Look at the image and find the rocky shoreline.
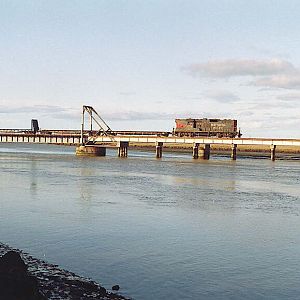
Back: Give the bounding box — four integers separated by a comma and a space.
0, 243, 130, 300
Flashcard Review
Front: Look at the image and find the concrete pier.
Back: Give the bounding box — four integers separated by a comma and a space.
231, 144, 237, 160
270, 145, 276, 161
76, 146, 106, 156
156, 142, 163, 158
118, 141, 129, 157
199, 144, 210, 160
192, 143, 199, 159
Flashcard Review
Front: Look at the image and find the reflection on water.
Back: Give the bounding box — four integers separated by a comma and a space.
0, 143, 300, 299
78, 165, 96, 204
29, 159, 38, 195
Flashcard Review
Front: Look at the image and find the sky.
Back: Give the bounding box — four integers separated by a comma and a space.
1, 0, 300, 137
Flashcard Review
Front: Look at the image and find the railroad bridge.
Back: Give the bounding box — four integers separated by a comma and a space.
1, 105, 300, 161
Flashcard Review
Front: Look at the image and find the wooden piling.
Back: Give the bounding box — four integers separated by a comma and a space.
270, 145, 276, 161
231, 144, 237, 160
156, 142, 163, 158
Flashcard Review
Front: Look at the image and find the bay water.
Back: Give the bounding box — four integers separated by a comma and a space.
0, 143, 300, 299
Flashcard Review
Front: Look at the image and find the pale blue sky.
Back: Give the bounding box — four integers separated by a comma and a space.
1, 0, 300, 137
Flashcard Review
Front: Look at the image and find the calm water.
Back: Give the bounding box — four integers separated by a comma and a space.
1, 143, 300, 299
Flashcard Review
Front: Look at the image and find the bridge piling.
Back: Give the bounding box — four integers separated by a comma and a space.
76, 146, 106, 156
118, 141, 129, 157
156, 142, 163, 158
270, 145, 276, 161
193, 143, 199, 159
199, 144, 210, 160
231, 144, 237, 160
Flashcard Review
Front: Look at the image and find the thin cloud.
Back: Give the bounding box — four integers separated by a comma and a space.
203, 90, 240, 103
183, 58, 300, 90
104, 111, 176, 121
276, 93, 300, 101
252, 75, 300, 90
104, 110, 231, 121
182, 59, 296, 78
0, 105, 69, 114
249, 101, 297, 109
51, 112, 80, 120
119, 92, 136, 96
260, 115, 300, 129
236, 111, 255, 117
0, 105, 80, 120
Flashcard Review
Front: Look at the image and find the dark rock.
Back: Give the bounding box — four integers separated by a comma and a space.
112, 285, 120, 291
0, 243, 130, 299
67, 278, 107, 295
0, 251, 46, 300
0, 250, 27, 274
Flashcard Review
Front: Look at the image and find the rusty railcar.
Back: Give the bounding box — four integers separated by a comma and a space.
174, 118, 241, 138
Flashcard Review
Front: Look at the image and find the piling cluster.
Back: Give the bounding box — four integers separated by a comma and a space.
76, 142, 278, 161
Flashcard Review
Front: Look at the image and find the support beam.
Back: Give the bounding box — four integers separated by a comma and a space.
117, 141, 129, 157
270, 145, 276, 161
81, 106, 85, 145
192, 143, 199, 159
90, 110, 93, 132
156, 142, 163, 158
231, 144, 237, 160
199, 144, 210, 160
76, 146, 106, 156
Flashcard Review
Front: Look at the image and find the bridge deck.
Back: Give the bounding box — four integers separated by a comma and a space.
0, 132, 82, 145
91, 135, 300, 147
1, 130, 300, 161
1, 130, 300, 147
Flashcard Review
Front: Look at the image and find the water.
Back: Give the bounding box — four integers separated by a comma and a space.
0, 143, 300, 299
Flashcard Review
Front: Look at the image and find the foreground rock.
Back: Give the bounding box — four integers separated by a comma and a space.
0, 251, 45, 300
0, 243, 129, 300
